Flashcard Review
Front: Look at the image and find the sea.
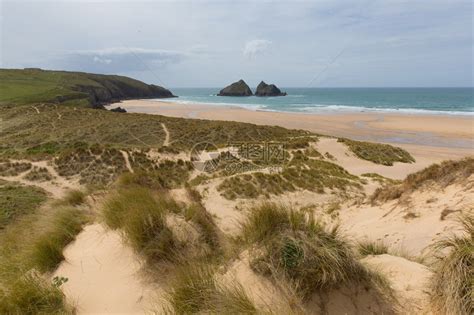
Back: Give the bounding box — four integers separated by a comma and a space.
164, 88, 473, 116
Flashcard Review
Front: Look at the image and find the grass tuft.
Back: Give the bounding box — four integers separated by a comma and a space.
167, 262, 260, 314
102, 187, 181, 261
63, 189, 86, 206
430, 213, 473, 315
242, 203, 385, 299
0, 272, 72, 315
30, 206, 88, 272
357, 240, 389, 256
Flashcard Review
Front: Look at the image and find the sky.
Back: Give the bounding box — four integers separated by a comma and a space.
1, 0, 472, 88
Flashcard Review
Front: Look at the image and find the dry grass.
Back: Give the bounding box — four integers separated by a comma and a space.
430, 214, 473, 315
0, 272, 72, 315
0, 103, 310, 159
372, 158, 474, 203
358, 240, 389, 256
102, 187, 182, 262
62, 189, 86, 206
0, 189, 86, 313
166, 262, 261, 314
242, 203, 390, 299
0, 181, 48, 229
218, 158, 361, 200
30, 206, 88, 272
338, 138, 415, 166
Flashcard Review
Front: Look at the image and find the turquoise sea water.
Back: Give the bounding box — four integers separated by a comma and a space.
164, 88, 473, 115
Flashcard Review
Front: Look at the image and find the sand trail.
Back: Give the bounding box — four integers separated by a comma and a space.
53, 224, 159, 314
161, 122, 170, 146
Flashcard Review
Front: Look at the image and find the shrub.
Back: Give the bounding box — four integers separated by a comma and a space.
430, 214, 473, 315
23, 167, 53, 182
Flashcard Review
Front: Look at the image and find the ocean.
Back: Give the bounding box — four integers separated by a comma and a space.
164, 88, 473, 116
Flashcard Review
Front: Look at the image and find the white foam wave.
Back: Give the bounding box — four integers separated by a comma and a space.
153, 98, 473, 116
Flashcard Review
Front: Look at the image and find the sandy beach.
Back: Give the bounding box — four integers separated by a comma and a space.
113, 99, 473, 160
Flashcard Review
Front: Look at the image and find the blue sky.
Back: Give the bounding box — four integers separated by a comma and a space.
1, 0, 472, 88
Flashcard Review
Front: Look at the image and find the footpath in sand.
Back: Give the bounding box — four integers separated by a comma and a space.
53, 224, 160, 314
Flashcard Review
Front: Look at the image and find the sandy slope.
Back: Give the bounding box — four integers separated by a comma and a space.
53, 224, 160, 314
362, 254, 433, 314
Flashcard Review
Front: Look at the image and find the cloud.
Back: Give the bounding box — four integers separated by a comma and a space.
243, 39, 272, 59
55, 47, 185, 73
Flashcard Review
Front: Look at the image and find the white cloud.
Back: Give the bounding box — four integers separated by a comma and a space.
93, 56, 112, 64
243, 39, 272, 59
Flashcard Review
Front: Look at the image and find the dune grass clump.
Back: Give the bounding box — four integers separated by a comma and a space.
372, 158, 474, 203
0, 272, 72, 315
187, 205, 220, 250
242, 203, 386, 299
103, 187, 181, 261
167, 263, 259, 315
430, 214, 473, 315
62, 189, 86, 206
0, 182, 48, 229
30, 206, 88, 272
357, 240, 389, 256
338, 138, 415, 166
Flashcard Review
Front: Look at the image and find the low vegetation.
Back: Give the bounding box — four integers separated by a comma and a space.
242, 203, 390, 299
0, 183, 87, 313
30, 206, 88, 272
184, 201, 221, 251
166, 262, 261, 315
358, 240, 389, 256
361, 173, 400, 185
338, 138, 415, 166
62, 189, 86, 206
23, 166, 53, 182
102, 187, 182, 262
0, 161, 32, 176
0, 272, 72, 315
372, 157, 474, 202
218, 158, 361, 200
0, 104, 310, 159
430, 214, 473, 315
0, 181, 48, 229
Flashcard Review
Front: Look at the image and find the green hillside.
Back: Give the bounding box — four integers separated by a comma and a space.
0, 68, 175, 108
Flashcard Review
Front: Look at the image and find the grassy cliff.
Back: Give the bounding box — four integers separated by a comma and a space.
0, 68, 175, 108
